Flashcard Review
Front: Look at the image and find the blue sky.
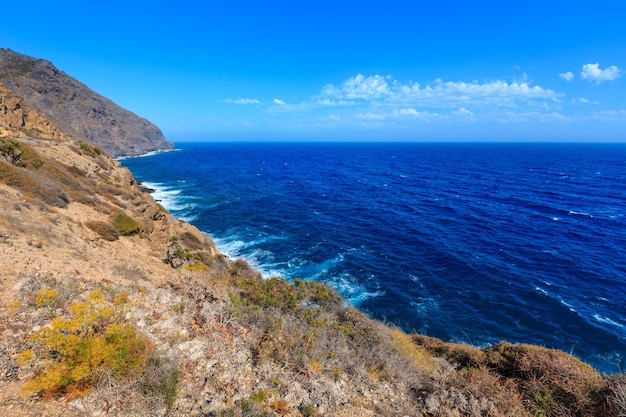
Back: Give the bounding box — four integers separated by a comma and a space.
2, 1, 626, 142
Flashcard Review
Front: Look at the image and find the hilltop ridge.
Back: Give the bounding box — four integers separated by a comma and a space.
0, 49, 174, 157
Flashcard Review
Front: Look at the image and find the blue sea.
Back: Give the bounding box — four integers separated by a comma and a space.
121, 142, 626, 374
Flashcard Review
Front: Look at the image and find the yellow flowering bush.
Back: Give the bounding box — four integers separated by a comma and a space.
16, 290, 151, 399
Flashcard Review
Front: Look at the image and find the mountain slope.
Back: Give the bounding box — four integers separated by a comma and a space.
0, 49, 173, 157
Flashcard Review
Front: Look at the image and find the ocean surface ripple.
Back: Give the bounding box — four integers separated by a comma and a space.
122, 142, 626, 374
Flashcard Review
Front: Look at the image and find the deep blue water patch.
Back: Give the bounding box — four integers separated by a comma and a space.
122, 142, 626, 374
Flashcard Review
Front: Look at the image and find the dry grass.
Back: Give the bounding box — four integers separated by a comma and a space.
0, 161, 70, 208
85, 220, 119, 241
413, 334, 487, 369
414, 336, 616, 417
388, 328, 436, 373
112, 263, 146, 282
608, 375, 626, 417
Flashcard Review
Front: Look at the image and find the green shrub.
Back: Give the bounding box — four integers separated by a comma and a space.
0, 138, 22, 165
231, 276, 342, 312
236, 277, 301, 310
139, 357, 180, 407
112, 212, 142, 236
79, 142, 99, 158
0, 139, 45, 168
173, 247, 192, 259
299, 403, 317, 416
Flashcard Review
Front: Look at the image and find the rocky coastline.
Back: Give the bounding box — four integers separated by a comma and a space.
1, 55, 625, 416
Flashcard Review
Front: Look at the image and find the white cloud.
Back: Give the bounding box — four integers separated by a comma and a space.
580, 63, 622, 84
455, 107, 473, 116
356, 108, 441, 122
320, 75, 559, 109
222, 98, 260, 104
497, 111, 571, 123
356, 112, 387, 121
226, 73, 609, 130
396, 108, 421, 117
321, 74, 391, 100
587, 109, 626, 120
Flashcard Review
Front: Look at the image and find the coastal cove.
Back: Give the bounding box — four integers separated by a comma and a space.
121, 141, 626, 375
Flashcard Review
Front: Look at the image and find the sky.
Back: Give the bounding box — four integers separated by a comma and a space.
2, 1, 626, 142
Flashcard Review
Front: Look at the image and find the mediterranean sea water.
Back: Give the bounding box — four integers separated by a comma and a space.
121, 142, 626, 374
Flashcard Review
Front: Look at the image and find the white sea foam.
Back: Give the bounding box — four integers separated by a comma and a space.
276, 250, 385, 306
535, 287, 549, 296
410, 297, 440, 316
288, 252, 347, 282
212, 236, 255, 258
116, 148, 179, 161
409, 275, 426, 290
568, 210, 594, 218
593, 314, 624, 328
212, 233, 287, 279
211, 236, 383, 304
328, 272, 384, 306
559, 299, 577, 313
140, 180, 194, 219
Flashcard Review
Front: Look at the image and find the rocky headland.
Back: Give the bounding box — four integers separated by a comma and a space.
0, 49, 174, 157
0, 53, 625, 417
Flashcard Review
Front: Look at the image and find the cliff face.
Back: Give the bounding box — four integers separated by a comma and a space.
0, 83, 73, 142
0, 49, 174, 157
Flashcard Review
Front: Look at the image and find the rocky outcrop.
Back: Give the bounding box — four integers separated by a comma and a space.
0, 49, 174, 157
0, 83, 74, 143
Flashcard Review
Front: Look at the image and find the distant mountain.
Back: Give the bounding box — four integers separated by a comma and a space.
0, 48, 174, 157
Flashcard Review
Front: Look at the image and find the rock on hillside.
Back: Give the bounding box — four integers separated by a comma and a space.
0, 49, 174, 157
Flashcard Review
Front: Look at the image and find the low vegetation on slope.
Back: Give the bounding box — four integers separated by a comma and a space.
6, 257, 626, 417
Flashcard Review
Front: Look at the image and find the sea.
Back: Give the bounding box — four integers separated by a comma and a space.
121, 142, 626, 374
